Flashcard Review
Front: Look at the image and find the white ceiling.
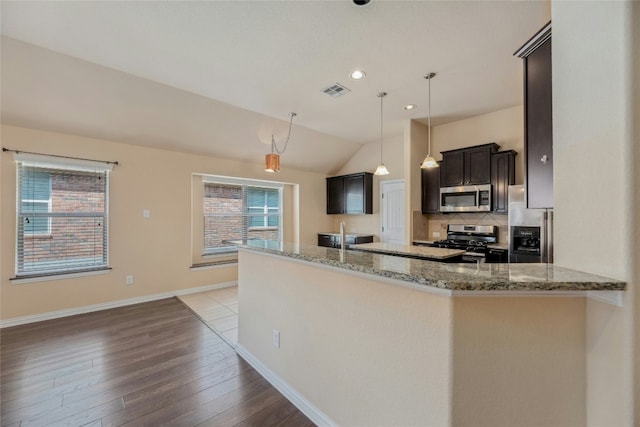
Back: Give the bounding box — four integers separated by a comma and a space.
0, 1, 550, 174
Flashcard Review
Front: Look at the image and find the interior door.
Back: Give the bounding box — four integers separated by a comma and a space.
380, 180, 405, 244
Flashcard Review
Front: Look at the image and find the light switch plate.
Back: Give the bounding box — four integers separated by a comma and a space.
143, 209, 150, 219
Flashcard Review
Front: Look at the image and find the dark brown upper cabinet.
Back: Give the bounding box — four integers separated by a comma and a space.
516, 22, 553, 209
421, 161, 441, 214
326, 172, 373, 215
491, 150, 517, 214
440, 143, 499, 187
421, 144, 516, 214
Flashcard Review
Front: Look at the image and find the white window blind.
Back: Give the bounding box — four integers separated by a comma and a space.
16, 158, 110, 277
203, 181, 282, 255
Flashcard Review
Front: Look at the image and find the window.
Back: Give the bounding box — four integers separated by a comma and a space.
248, 188, 280, 228
15, 156, 111, 278
203, 180, 282, 255
20, 169, 52, 235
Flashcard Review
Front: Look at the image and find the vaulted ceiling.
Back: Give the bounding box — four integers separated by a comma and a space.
0, 1, 549, 174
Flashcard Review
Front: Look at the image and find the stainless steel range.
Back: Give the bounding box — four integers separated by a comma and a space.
431, 224, 498, 263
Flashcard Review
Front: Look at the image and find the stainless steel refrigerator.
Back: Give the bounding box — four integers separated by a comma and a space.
508, 185, 553, 263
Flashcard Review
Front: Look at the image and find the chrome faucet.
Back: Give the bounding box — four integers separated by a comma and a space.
339, 221, 346, 251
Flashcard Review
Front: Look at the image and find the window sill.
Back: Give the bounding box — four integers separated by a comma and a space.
11, 267, 111, 285
190, 260, 238, 271
203, 248, 238, 257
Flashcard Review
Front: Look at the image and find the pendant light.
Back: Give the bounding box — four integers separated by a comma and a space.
374, 92, 389, 176
421, 72, 439, 169
265, 112, 297, 173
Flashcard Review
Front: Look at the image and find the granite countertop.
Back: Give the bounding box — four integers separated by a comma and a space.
351, 242, 464, 260
237, 240, 625, 293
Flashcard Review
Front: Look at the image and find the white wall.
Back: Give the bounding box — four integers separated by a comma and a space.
552, 1, 638, 425
238, 250, 453, 426
0, 124, 332, 320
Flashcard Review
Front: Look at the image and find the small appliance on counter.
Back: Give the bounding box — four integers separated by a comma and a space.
508, 185, 553, 263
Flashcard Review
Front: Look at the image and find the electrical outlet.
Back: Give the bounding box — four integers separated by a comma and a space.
126, 275, 134, 286
433, 231, 441, 238
272, 329, 280, 348
143, 209, 150, 219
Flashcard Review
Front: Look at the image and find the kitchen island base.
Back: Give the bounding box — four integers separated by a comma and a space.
237, 249, 586, 427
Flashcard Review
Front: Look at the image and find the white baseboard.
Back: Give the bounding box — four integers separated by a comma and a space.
0, 281, 237, 329
235, 344, 337, 427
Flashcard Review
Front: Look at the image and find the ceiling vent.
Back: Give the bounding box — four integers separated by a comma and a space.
322, 83, 351, 98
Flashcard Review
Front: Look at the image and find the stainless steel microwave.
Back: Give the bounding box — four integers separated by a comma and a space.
440, 184, 492, 212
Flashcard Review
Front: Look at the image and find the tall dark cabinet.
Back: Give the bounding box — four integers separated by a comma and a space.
421, 162, 441, 214
326, 172, 373, 215
491, 150, 517, 213
516, 22, 553, 209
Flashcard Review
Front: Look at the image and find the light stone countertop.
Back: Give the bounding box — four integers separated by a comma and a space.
350, 242, 464, 260
237, 240, 625, 293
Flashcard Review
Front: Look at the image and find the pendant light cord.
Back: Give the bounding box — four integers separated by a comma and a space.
378, 92, 387, 164
271, 112, 297, 155
380, 93, 384, 163
427, 76, 431, 156
427, 73, 435, 157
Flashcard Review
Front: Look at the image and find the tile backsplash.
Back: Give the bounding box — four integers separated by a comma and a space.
414, 212, 509, 244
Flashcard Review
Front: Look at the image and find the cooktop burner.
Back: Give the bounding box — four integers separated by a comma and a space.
433, 225, 498, 252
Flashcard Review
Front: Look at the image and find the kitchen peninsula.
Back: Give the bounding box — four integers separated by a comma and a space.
236, 240, 624, 426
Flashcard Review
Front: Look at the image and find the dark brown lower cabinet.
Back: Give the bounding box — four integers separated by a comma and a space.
317, 233, 374, 248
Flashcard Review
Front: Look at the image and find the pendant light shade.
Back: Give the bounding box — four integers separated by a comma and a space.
421, 156, 438, 168
265, 112, 297, 173
421, 72, 439, 169
375, 91, 389, 176
265, 153, 280, 173
374, 164, 389, 175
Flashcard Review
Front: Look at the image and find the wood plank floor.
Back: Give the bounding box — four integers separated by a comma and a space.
0, 298, 315, 427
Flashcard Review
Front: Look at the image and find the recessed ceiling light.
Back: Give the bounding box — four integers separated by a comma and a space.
404, 104, 416, 111
349, 70, 366, 80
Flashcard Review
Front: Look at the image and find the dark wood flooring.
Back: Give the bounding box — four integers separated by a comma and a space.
0, 298, 315, 427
